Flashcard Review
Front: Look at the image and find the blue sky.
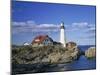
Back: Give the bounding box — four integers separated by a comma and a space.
12, 1, 96, 45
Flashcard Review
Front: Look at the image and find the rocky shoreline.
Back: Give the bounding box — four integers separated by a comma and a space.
12, 43, 96, 74
12, 42, 80, 64
12, 43, 96, 65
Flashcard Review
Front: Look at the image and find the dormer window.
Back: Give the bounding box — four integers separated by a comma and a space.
35, 39, 40, 42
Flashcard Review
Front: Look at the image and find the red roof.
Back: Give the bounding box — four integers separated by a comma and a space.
31, 35, 52, 44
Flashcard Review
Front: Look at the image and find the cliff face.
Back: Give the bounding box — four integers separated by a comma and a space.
12, 42, 80, 64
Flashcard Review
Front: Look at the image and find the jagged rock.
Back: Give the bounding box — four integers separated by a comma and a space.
85, 47, 96, 58
12, 42, 80, 64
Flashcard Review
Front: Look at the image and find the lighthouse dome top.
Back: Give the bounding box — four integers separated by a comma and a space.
60, 22, 65, 29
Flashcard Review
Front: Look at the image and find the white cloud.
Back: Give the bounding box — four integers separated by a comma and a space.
12, 20, 35, 27
12, 21, 96, 36
85, 25, 96, 34
66, 22, 96, 40
66, 22, 95, 32
12, 20, 60, 34
72, 22, 90, 29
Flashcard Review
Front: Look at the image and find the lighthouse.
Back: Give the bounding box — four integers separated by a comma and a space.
60, 22, 66, 47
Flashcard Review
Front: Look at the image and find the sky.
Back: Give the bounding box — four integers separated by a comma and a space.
12, 1, 96, 45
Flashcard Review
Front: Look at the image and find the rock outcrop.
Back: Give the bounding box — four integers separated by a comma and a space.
12, 42, 80, 64
85, 47, 96, 58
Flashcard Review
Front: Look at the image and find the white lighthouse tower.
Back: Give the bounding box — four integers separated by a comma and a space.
60, 22, 66, 47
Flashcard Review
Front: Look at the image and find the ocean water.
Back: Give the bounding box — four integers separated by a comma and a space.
12, 45, 96, 74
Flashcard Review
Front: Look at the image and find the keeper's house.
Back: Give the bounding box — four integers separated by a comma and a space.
31, 35, 53, 47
